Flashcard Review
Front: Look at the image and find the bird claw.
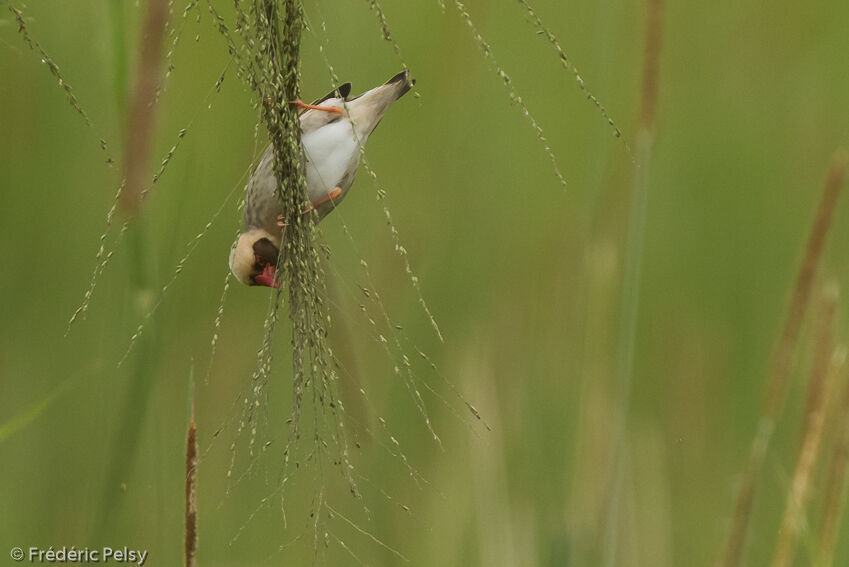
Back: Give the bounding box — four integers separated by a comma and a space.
289, 99, 343, 115
278, 188, 342, 222
303, 188, 343, 215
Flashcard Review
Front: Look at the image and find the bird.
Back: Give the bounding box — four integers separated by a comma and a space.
229, 69, 415, 288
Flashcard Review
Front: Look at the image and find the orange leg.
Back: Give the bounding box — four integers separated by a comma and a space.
303, 188, 343, 214
288, 99, 343, 115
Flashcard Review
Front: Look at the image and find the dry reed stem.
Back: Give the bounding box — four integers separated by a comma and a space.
719, 147, 849, 567
770, 284, 840, 567
817, 348, 849, 566
764, 150, 849, 419
119, 0, 170, 217
638, 0, 665, 131
185, 412, 198, 567
603, 0, 665, 564
96, 0, 171, 534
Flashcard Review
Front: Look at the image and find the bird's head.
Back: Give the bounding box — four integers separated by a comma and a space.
229, 229, 281, 288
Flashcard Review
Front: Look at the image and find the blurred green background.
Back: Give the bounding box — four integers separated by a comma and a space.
3, 0, 849, 565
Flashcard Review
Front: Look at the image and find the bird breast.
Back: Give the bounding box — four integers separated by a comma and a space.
302, 118, 363, 203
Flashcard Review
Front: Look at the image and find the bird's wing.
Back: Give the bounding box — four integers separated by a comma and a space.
309, 82, 352, 106
243, 145, 276, 232
299, 105, 346, 136
243, 144, 308, 234
298, 83, 352, 135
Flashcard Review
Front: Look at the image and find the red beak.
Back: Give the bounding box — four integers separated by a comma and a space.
254, 264, 279, 288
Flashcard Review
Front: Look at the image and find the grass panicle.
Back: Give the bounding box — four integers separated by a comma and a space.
185, 394, 198, 567
206, 1, 364, 546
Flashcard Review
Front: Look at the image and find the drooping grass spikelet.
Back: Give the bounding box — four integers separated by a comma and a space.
69, 62, 229, 337
206, 270, 232, 383
65, 182, 126, 334
325, 502, 410, 562
333, 215, 444, 448
358, 157, 446, 346
118, 164, 243, 367
157, 0, 200, 100
516, 0, 626, 144
363, 0, 412, 80
450, 0, 568, 189
302, 13, 461, 456
305, 15, 445, 348
8, 4, 114, 164
12, 2, 129, 336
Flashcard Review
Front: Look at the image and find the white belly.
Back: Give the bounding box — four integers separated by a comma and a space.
302, 120, 362, 203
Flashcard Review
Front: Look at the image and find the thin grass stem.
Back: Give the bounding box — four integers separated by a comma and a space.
602, 0, 665, 563
770, 284, 840, 567
719, 147, 849, 567
817, 347, 849, 567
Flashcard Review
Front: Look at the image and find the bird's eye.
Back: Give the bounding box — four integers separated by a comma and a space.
253, 237, 279, 265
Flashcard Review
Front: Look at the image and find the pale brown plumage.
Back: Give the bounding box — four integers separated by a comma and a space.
229, 70, 415, 287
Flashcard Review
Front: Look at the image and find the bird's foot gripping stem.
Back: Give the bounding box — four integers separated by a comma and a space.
288, 99, 343, 115
303, 188, 343, 214
278, 188, 343, 225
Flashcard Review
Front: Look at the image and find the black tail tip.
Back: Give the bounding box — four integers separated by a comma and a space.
386, 69, 416, 94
